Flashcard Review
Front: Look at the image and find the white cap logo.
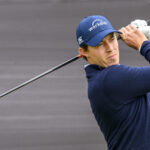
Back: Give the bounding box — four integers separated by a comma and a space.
78, 36, 84, 45
89, 19, 107, 32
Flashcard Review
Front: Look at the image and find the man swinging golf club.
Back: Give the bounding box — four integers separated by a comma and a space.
76, 15, 150, 150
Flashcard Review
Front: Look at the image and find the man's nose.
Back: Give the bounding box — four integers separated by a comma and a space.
106, 42, 113, 51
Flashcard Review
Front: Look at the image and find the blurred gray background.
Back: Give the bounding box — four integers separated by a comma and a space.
0, 0, 149, 150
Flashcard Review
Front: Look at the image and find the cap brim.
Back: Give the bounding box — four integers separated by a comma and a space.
85, 29, 122, 47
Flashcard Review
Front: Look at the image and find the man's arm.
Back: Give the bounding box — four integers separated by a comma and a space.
104, 64, 150, 103
103, 27, 150, 102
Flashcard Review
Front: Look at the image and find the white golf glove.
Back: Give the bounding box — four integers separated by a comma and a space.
131, 19, 150, 40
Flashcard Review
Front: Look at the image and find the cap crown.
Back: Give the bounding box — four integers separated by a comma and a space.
76, 16, 115, 46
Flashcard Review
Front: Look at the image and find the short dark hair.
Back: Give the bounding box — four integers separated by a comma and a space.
80, 44, 88, 61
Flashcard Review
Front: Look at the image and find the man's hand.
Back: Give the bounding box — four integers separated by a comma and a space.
131, 19, 150, 40
119, 24, 148, 50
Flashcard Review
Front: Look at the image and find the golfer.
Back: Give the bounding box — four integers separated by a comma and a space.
76, 15, 150, 150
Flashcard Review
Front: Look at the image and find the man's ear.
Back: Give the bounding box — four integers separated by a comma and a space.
78, 47, 88, 58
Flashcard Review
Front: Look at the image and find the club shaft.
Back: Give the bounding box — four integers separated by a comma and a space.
0, 55, 81, 98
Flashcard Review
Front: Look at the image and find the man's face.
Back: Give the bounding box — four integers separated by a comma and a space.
82, 33, 120, 68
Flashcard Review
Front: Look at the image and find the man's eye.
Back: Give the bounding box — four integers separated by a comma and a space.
99, 43, 103, 46
96, 43, 103, 47
111, 36, 115, 40
111, 35, 116, 40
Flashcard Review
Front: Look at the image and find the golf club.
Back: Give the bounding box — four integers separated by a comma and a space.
0, 19, 150, 98
0, 54, 82, 98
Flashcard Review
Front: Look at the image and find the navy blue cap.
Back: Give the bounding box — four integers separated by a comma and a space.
76, 15, 121, 47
